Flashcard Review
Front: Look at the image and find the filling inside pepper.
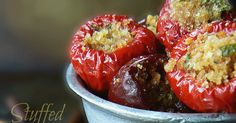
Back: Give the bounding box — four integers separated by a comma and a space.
146, 15, 159, 34
134, 62, 161, 86
132, 58, 179, 110
170, 0, 231, 31
178, 31, 236, 87
82, 19, 133, 53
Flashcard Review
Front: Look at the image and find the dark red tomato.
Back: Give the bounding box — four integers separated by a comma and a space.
70, 14, 158, 93
108, 54, 193, 112
157, 0, 235, 52
166, 21, 236, 113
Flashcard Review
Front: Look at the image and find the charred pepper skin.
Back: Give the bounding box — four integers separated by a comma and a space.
70, 15, 158, 93
167, 21, 236, 113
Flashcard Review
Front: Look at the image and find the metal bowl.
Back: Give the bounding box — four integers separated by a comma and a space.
66, 64, 236, 123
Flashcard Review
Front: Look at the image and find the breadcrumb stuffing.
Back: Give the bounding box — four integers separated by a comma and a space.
83, 19, 133, 53
146, 15, 158, 34
170, 0, 231, 31
150, 72, 161, 85
180, 31, 236, 86
201, 81, 210, 88
165, 58, 177, 72
137, 64, 143, 69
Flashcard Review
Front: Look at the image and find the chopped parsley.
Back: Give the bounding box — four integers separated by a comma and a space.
184, 53, 191, 69
220, 43, 236, 57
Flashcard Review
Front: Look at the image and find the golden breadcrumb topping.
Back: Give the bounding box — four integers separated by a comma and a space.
83, 19, 133, 53
150, 71, 161, 85
179, 31, 236, 86
146, 15, 158, 34
165, 58, 177, 72
170, 0, 231, 31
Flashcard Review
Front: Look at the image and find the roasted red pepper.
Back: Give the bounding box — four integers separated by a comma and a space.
157, 0, 235, 52
70, 15, 158, 93
166, 21, 236, 113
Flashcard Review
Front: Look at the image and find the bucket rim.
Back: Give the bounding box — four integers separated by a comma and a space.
66, 64, 236, 122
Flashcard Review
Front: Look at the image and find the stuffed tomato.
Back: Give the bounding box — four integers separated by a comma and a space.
70, 15, 158, 93
108, 55, 172, 110
157, 0, 234, 52
165, 21, 236, 113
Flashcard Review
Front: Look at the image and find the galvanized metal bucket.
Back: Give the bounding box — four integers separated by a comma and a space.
66, 64, 236, 123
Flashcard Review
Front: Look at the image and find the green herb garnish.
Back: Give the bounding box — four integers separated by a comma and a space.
202, 0, 231, 10
184, 53, 191, 69
201, 0, 232, 20
220, 43, 236, 57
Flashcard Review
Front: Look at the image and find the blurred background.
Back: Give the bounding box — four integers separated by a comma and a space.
0, 0, 163, 122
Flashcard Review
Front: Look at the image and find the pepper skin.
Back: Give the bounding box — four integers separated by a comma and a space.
157, 0, 235, 52
167, 21, 236, 113
70, 15, 158, 93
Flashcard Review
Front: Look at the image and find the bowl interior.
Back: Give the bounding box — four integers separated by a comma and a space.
66, 64, 236, 122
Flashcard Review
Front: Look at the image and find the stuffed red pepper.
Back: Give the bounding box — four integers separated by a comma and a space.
157, 0, 234, 52
70, 14, 158, 93
165, 21, 236, 113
